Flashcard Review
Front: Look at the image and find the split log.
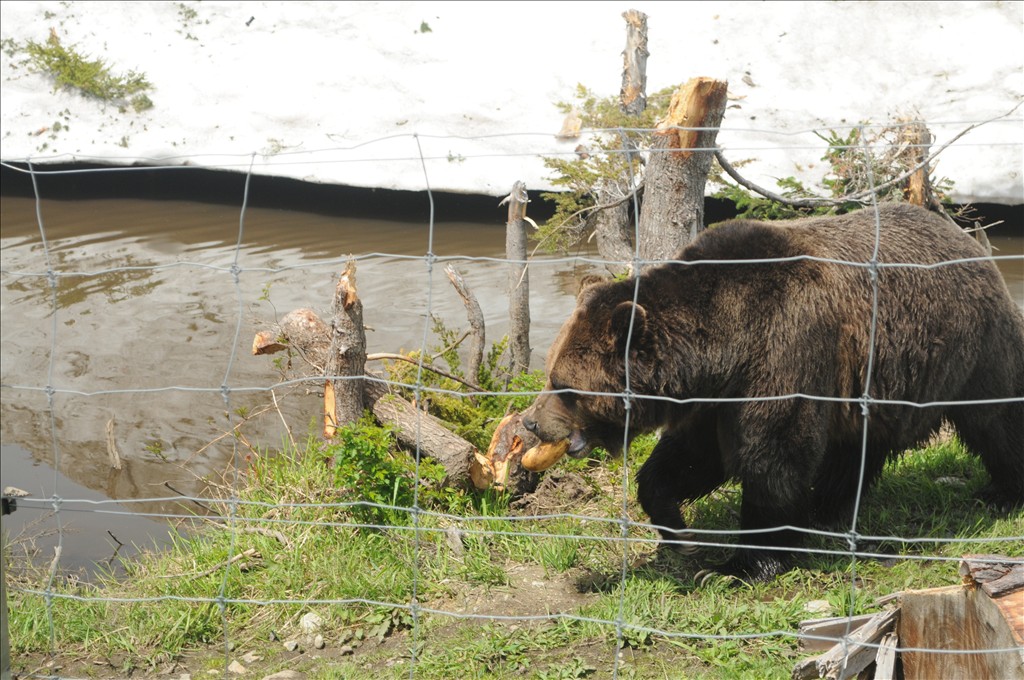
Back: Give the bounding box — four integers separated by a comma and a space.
469, 413, 539, 495
797, 613, 880, 652
873, 632, 898, 680
791, 608, 898, 680
899, 580, 1024, 680
504, 181, 531, 374
637, 76, 728, 267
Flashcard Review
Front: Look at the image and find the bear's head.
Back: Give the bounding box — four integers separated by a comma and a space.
522, 276, 665, 457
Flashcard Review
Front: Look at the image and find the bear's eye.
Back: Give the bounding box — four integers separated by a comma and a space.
549, 379, 578, 404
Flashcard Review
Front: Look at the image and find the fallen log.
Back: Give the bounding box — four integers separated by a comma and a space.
254, 306, 478, 485
365, 379, 473, 485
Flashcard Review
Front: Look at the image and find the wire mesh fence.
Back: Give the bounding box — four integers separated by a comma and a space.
1, 120, 1022, 678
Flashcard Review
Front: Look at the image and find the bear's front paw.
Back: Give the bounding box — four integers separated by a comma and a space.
695, 551, 790, 587
660, 530, 701, 555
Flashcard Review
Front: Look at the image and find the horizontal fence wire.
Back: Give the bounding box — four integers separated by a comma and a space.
1, 120, 1022, 678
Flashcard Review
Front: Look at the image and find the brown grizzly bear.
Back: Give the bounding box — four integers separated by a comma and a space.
521, 203, 1024, 582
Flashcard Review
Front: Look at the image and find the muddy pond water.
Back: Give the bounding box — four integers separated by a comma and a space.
0, 193, 597, 574
1, 192, 1022, 575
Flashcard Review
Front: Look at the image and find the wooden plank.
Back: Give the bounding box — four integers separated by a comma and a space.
873, 631, 898, 680
814, 609, 898, 680
798, 613, 880, 652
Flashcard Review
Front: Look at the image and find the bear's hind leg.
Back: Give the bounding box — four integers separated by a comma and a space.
636, 424, 724, 551
949, 400, 1024, 508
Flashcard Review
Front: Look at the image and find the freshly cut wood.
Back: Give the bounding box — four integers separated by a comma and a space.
323, 380, 337, 439
252, 330, 287, 356
470, 413, 538, 495
521, 439, 570, 472
637, 76, 728, 266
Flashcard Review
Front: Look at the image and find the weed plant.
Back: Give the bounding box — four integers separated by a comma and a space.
23, 32, 153, 111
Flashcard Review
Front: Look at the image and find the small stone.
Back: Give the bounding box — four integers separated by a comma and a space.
313, 634, 325, 650
241, 652, 262, 664
228, 660, 246, 675
299, 612, 323, 635
284, 640, 300, 652
268, 630, 279, 642
226, 641, 236, 652
261, 672, 306, 680
804, 599, 832, 615
338, 645, 355, 656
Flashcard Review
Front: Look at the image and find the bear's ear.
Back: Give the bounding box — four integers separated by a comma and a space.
576, 274, 608, 299
608, 301, 648, 352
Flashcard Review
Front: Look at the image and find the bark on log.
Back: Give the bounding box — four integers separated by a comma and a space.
505, 181, 531, 374
637, 77, 728, 267
444, 263, 484, 383
324, 261, 365, 437
365, 380, 472, 485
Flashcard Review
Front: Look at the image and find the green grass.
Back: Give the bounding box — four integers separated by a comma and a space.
7, 423, 1021, 678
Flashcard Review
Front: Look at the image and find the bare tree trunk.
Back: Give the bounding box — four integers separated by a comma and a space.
592, 9, 649, 276
637, 77, 728, 267
900, 119, 933, 208
619, 9, 649, 117
324, 261, 366, 437
505, 181, 531, 374
444, 264, 484, 383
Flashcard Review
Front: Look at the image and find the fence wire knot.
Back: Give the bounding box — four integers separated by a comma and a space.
844, 530, 862, 552
858, 393, 874, 417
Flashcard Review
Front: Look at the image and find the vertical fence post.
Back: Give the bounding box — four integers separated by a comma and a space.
1, 495, 14, 680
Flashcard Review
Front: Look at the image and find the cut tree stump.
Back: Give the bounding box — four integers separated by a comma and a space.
637, 76, 728, 266
324, 261, 366, 436
900, 555, 1024, 680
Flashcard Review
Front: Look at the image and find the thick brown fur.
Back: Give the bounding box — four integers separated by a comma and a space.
522, 203, 1024, 582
